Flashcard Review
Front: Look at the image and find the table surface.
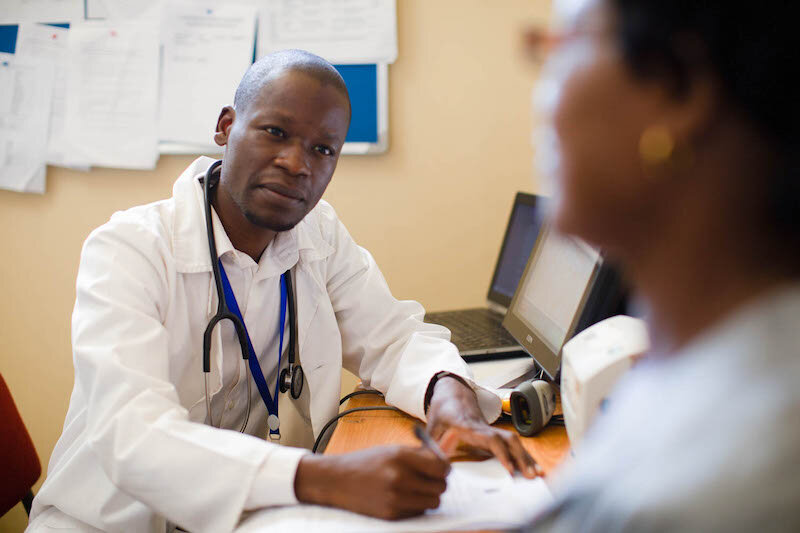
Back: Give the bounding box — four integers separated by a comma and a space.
324, 391, 571, 476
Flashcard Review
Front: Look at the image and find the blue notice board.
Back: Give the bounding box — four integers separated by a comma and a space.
335, 64, 378, 143
333, 63, 388, 154
0, 25, 18, 54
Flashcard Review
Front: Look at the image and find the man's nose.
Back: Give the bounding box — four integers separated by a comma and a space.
275, 141, 311, 177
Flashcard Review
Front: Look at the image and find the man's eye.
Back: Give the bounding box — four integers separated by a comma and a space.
315, 145, 334, 156
265, 127, 286, 138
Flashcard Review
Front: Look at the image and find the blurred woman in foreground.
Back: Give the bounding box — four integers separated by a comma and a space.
525, 0, 800, 530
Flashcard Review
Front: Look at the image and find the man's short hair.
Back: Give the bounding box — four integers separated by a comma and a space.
233, 49, 351, 121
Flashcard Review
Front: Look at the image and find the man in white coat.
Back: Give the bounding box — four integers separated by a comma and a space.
28, 50, 536, 533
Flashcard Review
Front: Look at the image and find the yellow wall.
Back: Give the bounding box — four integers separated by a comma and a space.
0, 1, 549, 530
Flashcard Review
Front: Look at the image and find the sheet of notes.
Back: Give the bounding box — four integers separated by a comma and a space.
235, 459, 554, 532
62, 22, 160, 170
16, 23, 89, 170
158, 2, 257, 148
0, 52, 54, 193
257, 0, 397, 63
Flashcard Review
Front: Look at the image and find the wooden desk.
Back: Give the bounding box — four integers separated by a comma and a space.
324, 392, 570, 476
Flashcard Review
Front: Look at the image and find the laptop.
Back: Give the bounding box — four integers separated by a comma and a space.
424, 192, 544, 360
502, 225, 626, 379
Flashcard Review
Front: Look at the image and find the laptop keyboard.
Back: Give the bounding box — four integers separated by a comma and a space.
424, 308, 519, 352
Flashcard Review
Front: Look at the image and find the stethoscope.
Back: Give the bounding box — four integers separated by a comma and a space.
202, 159, 304, 439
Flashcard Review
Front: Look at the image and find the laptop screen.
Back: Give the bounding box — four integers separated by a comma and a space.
503, 226, 602, 379
488, 193, 544, 307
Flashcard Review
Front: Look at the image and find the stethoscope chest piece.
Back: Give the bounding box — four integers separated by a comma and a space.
280, 365, 304, 400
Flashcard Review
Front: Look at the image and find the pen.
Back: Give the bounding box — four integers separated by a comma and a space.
413, 424, 450, 464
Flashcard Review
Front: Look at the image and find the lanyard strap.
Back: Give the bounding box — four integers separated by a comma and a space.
218, 260, 286, 435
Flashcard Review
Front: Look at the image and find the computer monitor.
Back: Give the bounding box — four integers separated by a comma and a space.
487, 192, 544, 309
502, 225, 604, 379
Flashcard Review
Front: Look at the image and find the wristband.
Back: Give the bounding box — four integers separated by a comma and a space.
423, 371, 471, 413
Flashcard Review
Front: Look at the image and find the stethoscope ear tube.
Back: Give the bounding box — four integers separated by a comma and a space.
201, 160, 251, 370
201, 159, 253, 431
280, 269, 303, 400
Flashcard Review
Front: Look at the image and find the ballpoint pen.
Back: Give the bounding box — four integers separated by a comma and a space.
413, 424, 450, 464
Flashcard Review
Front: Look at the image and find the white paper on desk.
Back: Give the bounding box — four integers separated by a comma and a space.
235, 459, 553, 532
0, 53, 54, 194
62, 22, 160, 170
158, 2, 257, 147
256, 0, 397, 64
0, 0, 83, 24
15, 23, 90, 170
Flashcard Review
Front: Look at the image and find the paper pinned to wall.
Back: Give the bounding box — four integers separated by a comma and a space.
257, 0, 397, 64
85, 0, 164, 21
0, 57, 13, 114
15, 23, 90, 170
158, 2, 257, 148
0, 0, 84, 24
0, 52, 54, 194
235, 459, 553, 532
62, 22, 160, 170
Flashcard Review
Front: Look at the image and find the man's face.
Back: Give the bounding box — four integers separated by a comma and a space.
215, 69, 350, 232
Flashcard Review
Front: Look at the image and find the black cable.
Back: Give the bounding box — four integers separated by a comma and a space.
312, 406, 401, 453
338, 389, 385, 406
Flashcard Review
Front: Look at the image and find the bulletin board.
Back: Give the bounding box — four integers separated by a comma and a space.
0, 0, 397, 194
0, 24, 389, 157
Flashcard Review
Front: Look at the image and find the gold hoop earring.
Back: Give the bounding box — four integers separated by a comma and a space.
639, 125, 675, 166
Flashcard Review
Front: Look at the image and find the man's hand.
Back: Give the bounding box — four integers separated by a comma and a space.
426, 375, 540, 478
294, 445, 449, 520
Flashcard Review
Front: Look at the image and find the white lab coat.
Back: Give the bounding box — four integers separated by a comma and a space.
28, 157, 500, 533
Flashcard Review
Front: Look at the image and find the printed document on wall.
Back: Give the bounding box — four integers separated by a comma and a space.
159, 2, 257, 147
15, 23, 90, 170
62, 22, 160, 169
85, 0, 163, 21
0, 53, 54, 194
257, 0, 397, 64
0, 0, 84, 24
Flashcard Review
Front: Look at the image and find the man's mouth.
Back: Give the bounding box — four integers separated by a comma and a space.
257, 182, 304, 202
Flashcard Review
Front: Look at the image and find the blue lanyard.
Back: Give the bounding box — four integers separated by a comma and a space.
217, 260, 286, 436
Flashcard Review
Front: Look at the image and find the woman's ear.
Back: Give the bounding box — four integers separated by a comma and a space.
214, 106, 235, 146
667, 74, 718, 149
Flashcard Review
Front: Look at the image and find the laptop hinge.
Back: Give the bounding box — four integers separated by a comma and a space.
487, 301, 507, 316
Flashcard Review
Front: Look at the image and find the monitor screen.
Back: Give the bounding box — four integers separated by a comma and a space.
503, 226, 601, 378
489, 194, 544, 306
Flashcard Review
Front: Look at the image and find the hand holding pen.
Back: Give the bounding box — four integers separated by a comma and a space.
414, 424, 451, 471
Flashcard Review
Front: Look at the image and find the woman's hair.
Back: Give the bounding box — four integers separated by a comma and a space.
610, 0, 800, 261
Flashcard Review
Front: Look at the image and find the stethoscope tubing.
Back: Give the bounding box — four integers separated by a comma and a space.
201, 160, 301, 433
202, 160, 254, 430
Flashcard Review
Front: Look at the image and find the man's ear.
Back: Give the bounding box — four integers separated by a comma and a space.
214, 106, 235, 146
